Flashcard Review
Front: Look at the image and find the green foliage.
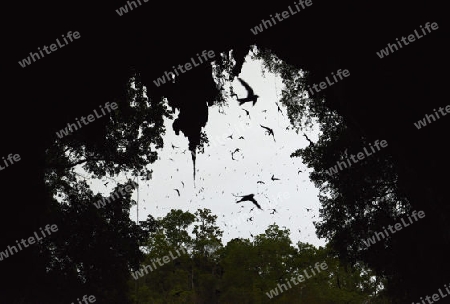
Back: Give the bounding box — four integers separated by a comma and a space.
130, 213, 386, 303
253, 46, 407, 302
47, 72, 170, 179
41, 72, 169, 303
251, 47, 328, 132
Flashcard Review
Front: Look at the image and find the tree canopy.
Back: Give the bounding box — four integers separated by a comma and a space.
130, 209, 387, 303
2, 0, 447, 303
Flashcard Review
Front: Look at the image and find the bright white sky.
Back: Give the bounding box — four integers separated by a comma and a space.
76, 52, 327, 248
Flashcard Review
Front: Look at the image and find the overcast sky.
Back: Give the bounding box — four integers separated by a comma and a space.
76, 52, 326, 248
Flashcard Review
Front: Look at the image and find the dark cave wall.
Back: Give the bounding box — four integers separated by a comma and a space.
2, 0, 447, 300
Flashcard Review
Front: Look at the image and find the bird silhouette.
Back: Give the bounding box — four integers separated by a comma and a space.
242, 108, 250, 118
271, 174, 280, 181
276, 102, 283, 115
260, 125, 275, 141
257, 181, 265, 184
174, 189, 180, 196
235, 194, 262, 210
181, 181, 185, 188
235, 78, 259, 106
172, 144, 179, 149
231, 148, 240, 160
239, 136, 244, 139
298, 170, 302, 174
262, 110, 267, 113
227, 134, 233, 139
270, 209, 277, 214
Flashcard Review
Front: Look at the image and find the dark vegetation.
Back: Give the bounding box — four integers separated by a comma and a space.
129, 209, 386, 303
1, 0, 447, 303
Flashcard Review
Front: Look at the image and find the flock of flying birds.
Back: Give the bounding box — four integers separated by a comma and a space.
147, 76, 317, 239
228, 78, 283, 211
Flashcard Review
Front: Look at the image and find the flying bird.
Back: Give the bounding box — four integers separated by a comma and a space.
271, 174, 280, 181
260, 125, 275, 141
298, 170, 302, 174
235, 194, 262, 210
181, 181, 185, 188
242, 108, 250, 118
239, 136, 244, 139
276, 102, 284, 115
270, 209, 277, 214
231, 148, 240, 160
235, 78, 259, 106
174, 189, 180, 196
172, 144, 179, 149
227, 134, 233, 139
257, 181, 265, 184
262, 110, 267, 113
